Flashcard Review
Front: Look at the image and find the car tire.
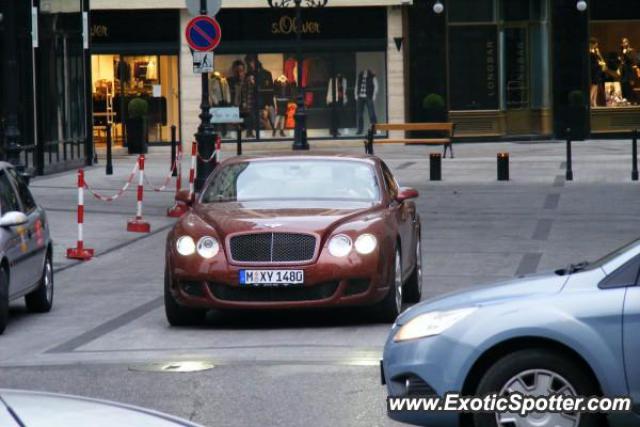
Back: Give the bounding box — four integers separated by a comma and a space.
403, 236, 422, 304
25, 254, 54, 313
0, 268, 8, 335
164, 266, 206, 327
375, 248, 403, 323
473, 349, 605, 427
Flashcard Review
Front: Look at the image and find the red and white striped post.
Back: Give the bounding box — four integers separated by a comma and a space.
66, 169, 95, 260
215, 134, 222, 166
127, 155, 151, 233
167, 143, 188, 217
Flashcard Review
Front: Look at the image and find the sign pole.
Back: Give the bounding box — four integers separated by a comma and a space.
194, 0, 217, 191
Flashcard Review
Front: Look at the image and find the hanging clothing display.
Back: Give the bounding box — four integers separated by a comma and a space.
326, 75, 348, 105
285, 102, 297, 129
209, 73, 231, 106
355, 69, 379, 134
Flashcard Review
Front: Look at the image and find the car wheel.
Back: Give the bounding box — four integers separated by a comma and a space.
473, 349, 604, 427
404, 236, 422, 303
164, 266, 206, 327
375, 248, 403, 322
25, 255, 54, 313
0, 268, 8, 335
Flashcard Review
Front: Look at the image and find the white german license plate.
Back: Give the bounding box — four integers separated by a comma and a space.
239, 270, 304, 286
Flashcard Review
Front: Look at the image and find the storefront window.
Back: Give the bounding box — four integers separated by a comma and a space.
212, 51, 386, 140
91, 54, 180, 145
590, 22, 640, 108
449, 0, 494, 23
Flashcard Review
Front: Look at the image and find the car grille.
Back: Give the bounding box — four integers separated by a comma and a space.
229, 233, 317, 263
208, 282, 339, 302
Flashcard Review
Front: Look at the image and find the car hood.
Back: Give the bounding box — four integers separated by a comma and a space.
395, 273, 569, 326
0, 389, 202, 427
190, 200, 381, 237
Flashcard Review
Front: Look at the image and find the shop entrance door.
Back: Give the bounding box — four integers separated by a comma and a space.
503, 25, 532, 135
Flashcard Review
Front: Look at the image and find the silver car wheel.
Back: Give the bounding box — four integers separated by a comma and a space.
497, 369, 580, 427
44, 259, 53, 304
415, 240, 423, 298
394, 250, 402, 312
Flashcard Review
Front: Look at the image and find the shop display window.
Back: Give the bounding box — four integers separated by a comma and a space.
211, 51, 387, 140
91, 54, 180, 145
590, 22, 640, 108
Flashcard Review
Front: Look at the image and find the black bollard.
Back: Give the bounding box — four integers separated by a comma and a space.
565, 128, 573, 181
170, 125, 177, 177
236, 126, 242, 156
497, 152, 509, 181
430, 153, 442, 181
632, 129, 638, 181
106, 122, 113, 175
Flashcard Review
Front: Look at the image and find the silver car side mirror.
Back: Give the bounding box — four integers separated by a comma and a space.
0, 211, 28, 227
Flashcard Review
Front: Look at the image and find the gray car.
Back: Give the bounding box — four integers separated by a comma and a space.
382, 238, 640, 427
0, 162, 53, 334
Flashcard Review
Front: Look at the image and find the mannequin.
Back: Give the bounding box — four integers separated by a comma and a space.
327, 74, 348, 137
355, 69, 378, 134
255, 60, 275, 133
209, 71, 231, 136
620, 38, 638, 104
274, 74, 292, 137
589, 38, 605, 107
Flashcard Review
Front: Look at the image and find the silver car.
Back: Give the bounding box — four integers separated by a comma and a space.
0, 162, 53, 334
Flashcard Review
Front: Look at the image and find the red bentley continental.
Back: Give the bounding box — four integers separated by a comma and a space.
164, 154, 422, 325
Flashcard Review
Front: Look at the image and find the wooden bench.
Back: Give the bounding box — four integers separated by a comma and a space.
364, 122, 456, 158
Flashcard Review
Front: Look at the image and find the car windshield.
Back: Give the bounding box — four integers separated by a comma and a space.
556, 238, 640, 275
201, 160, 381, 203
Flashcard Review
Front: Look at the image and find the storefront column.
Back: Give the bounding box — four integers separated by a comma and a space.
1, 1, 23, 167
180, 9, 201, 153
387, 6, 405, 138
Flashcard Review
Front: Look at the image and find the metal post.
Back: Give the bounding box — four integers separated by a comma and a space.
237, 126, 243, 156
292, 0, 309, 150
566, 128, 573, 181
105, 123, 113, 175
171, 125, 177, 177
497, 152, 509, 181
632, 129, 639, 181
194, 0, 217, 192
430, 153, 442, 181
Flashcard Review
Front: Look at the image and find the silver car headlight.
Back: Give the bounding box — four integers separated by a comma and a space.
355, 234, 377, 255
328, 234, 352, 257
393, 307, 477, 342
197, 236, 220, 259
176, 236, 196, 256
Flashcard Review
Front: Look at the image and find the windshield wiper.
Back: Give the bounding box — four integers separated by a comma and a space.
0, 395, 26, 427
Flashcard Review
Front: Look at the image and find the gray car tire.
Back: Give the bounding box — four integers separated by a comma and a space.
25, 255, 54, 313
473, 349, 604, 427
375, 248, 403, 323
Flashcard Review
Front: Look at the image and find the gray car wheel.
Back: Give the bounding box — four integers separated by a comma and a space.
473, 349, 604, 427
375, 248, 403, 322
25, 255, 54, 313
404, 237, 422, 303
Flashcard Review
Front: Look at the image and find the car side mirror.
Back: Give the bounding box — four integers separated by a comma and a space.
175, 189, 195, 206
396, 187, 419, 203
0, 211, 28, 227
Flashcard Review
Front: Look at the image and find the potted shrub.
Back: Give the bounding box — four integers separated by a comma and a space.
567, 90, 588, 140
126, 97, 149, 154
422, 93, 447, 122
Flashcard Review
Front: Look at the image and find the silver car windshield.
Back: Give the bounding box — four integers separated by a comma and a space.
202, 160, 381, 203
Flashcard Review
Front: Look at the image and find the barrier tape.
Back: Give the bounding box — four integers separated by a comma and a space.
189, 141, 197, 201
84, 160, 139, 202
195, 135, 222, 163
144, 152, 182, 192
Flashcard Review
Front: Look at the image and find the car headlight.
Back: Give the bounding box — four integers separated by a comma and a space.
197, 236, 220, 259
393, 307, 477, 342
328, 234, 352, 257
355, 234, 377, 255
176, 236, 196, 256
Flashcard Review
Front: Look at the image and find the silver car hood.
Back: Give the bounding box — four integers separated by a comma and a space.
0, 389, 204, 427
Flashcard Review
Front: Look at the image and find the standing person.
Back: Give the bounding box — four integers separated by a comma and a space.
589, 38, 606, 107
355, 69, 378, 135
620, 37, 639, 104
228, 60, 253, 138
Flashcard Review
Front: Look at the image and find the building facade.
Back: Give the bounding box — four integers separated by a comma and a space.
407, 0, 640, 140
1, 0, 91, 175
90, 0, 408, 145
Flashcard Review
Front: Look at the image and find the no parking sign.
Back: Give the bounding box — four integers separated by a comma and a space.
185, 15, 222, 52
